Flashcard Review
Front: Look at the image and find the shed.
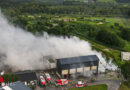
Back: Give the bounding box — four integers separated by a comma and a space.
2, 81, 32, 90
15, 70, 37, 82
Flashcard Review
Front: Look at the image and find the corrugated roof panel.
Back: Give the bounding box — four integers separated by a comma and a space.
9, 81, 32, 90
15, 71, 37, 82
58, 55, 99, 65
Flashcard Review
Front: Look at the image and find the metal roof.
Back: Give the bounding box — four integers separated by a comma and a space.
1, 81, 32, 90
15, 70, 37, 82
9, 81, 32, 90
58, 55, 99, 65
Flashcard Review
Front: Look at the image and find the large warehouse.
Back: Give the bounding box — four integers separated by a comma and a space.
57, 55, 99, 77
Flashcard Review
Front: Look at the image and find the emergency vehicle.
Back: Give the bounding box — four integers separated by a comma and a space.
45, 73, 51, 82
75, 81, 87, 87
55, 79, 69, 86
0, 71, 5, 87
40, 76, 46, 86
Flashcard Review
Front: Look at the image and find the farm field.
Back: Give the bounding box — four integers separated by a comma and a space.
54, 16, 130, 28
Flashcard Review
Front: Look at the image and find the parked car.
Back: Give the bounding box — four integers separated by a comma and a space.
75, 81, 87, 87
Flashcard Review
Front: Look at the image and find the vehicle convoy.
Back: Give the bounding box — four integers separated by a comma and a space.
45, 73, 51, 82
55, 79, 69, 86
75, 81, 87, 87
40, 76, 46, 86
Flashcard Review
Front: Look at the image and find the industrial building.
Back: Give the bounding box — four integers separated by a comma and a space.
57, 55, 99, 77
15, 70, 37, 85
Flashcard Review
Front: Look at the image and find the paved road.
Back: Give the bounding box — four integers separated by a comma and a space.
87, 80, 121, 90
35, 80, 121, 90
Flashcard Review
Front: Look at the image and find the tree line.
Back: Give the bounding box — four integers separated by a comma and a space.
0, 0, 130, 17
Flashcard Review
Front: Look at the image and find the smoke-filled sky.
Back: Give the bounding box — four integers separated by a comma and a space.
0, 10, 117, 72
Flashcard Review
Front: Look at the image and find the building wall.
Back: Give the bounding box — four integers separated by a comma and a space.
57, 60, 99, 77
121, 52, 130, 60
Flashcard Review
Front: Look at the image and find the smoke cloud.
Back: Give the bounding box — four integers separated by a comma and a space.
0, 10, 117, 72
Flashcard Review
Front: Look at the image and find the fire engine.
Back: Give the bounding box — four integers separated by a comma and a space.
75, 81, 87, 87
45, 73, 51, 82
55, 79, 69, 86
0, 71, 5, 87
40, 76, 46, 86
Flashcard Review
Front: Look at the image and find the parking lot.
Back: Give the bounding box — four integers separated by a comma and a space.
33, 69, 122, 90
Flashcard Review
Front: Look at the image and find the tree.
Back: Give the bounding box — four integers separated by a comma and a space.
128, 10, 130, 17
96, 30, 125, 47
2, 73, 18, 83
121, 28, 130, 41
121, 61, 130, 80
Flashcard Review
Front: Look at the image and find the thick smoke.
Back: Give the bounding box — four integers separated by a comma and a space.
0, 10, 117, 72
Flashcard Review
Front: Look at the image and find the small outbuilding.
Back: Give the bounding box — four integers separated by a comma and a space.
121, 52, 130, 61
15, 70, 37, 85
57, 55, 99, 78
1, 81, 32, 90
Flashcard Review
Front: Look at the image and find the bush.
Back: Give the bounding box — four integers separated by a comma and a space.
121, 28, 130, 41
2, 73, 18, 83
114, 23, 119, 27
121, 61, 130, 80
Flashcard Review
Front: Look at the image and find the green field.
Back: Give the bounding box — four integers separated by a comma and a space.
97, 0, 116, 3
68, 84, 107, 90
58, 17, 130, 28
55, 16, 130, 52
84, 17, 130, 28
119, 82, 130, 90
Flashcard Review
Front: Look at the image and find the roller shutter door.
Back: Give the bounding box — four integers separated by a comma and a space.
77, 67, 83, 72
91, 66, 97, 70
69, 68, 76, 74
62, 69, 68, 75
84, 66, 90, 71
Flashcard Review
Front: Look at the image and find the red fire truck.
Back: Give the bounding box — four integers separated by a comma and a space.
40, 76, 46, 86
55, 79, 69, 86
0, 76, 5, 87
45, 73, 51, 82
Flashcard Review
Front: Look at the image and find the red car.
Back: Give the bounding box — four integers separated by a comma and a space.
45, 73, 51, 82
75, 81, 87, 87
40, 76, 46, 86
55, 79, 69, 86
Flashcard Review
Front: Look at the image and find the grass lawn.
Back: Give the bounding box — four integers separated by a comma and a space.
119, 82, 130, 90
84, 17, 129, 27
68, 84, 107, 90
97, 0, 116, 3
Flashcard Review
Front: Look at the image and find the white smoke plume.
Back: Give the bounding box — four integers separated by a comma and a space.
0, 10, 117, 72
